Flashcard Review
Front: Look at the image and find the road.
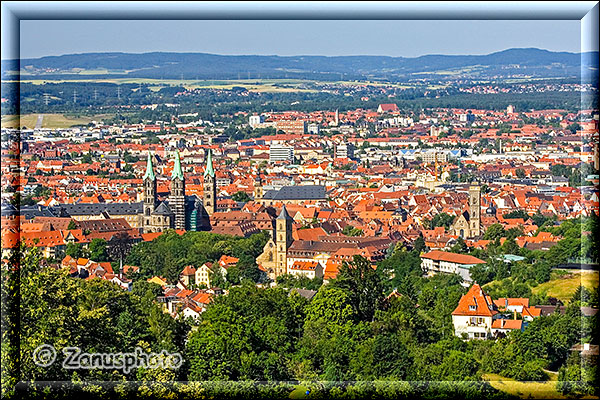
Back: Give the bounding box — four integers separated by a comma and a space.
34, 114, 44, 130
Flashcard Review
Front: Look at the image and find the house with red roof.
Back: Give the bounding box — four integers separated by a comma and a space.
377, 104, 400, 114
451, 283, 499, 339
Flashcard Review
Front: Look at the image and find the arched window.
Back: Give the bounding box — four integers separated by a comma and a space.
459, 229, 464, 238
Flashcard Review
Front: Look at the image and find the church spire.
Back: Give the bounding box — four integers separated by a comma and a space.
204, 148, 215, 178
171, 150, 184, 180
277, 204, 291, 220
143, 152, 155, 181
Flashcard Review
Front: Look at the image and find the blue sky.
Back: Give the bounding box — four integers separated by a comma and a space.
16, 19, 583, 59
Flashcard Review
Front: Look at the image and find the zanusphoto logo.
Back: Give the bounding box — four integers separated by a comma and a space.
33, 345, 183, 373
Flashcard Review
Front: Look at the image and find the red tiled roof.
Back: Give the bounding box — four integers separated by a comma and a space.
491, 319, 523, 330
422, 250, 486, 265
452, 283, 498, 317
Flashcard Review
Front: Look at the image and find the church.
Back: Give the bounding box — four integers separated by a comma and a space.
141, 149, 216, 233
451, 184, 481, 239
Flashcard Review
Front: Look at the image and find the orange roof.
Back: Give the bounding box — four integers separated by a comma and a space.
181, 265, 197, 276
422, 250, 485, 265
290, 260, 319, 271
218, 255, 239, 267
491, 319, 523, 330
452, 283, 498, 317
493, 298, 530, 310
522, 306, 542, 318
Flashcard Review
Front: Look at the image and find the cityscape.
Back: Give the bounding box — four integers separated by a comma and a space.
1, 7, 599, 400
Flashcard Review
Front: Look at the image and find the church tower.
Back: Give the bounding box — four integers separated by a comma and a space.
142, 152, 157, 233
170, 150, 186, 230
275, 205, 293, 277
203, 148, 217, 215
468, 184, 481, 237
253, 173, 263, 202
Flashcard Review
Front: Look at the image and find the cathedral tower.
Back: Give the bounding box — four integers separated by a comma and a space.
203, 149, 217, 215
170, 150, 186, 230
275, 205, 293, 277
142, 152, 157, 233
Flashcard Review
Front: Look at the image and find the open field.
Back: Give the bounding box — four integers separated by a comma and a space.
532, 270, 599, 304
1, 113, 110, 129
482, 373, 565, 399
9, 78, 320, 93
8, 76, 446, 91
483, 270, 599, 305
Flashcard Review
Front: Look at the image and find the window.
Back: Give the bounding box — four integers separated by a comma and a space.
469, 305, 476, 311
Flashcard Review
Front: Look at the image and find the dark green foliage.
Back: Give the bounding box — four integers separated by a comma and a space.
88, 238, 109, 262
126, 230, 270, 283
331, 255, 385, 322
231, 191, 252, 202
276, 274, 323, 291
185, 283, 307, 381
9, 245, 189, 394
429, 212, 456, 230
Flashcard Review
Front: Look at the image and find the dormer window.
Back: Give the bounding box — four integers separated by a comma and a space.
469, 305, 476, 311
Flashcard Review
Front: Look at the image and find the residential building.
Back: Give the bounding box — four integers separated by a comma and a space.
421, 250, 486, 285
451, 283, 499, 339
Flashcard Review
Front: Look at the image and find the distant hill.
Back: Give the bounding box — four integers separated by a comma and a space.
2, 48, 598, 81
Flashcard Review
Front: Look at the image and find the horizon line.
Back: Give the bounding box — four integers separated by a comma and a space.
5, 46, 596, 62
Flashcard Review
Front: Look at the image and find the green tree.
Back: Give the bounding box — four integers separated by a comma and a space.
483, 223, 505, 241
332, 255, 385, 322
231, 191, 251, 202
89, 238, 109, 262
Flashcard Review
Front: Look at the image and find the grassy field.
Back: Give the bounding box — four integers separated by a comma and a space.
1, 113, 109, 129
483, 372, 598, 399
483, 270, 599, 305
482, 373, 565, 399
532, 270, 599, 304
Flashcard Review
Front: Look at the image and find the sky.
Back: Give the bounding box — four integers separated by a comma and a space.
15, 19, 584, 60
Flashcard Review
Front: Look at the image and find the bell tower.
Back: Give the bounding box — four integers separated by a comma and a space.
468, 184, 481, 237
275, 205, 293, 277
253, 173, 263, 202
203, 148, 217, 215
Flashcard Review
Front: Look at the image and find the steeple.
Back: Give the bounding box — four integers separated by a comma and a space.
275, 204, 293, 277
203, 148, 217, 216
204, 148, 215, 178
170, 150, 186, 230
143, 152, 155, 181
171, 150, 184, 181
277, 204, 291, 220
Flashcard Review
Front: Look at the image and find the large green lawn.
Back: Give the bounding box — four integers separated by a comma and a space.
483, 372, 598, 399
532, 270, 599, 304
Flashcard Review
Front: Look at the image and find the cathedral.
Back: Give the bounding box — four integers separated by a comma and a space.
141, 149, 216, 233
